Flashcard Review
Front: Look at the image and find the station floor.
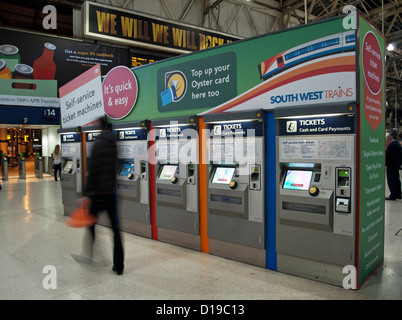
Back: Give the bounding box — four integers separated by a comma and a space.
0, 175, 401, 300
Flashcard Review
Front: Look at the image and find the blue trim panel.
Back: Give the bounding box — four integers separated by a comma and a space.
265, 111, 277, 270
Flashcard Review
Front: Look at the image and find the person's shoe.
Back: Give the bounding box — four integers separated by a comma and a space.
112, 265, 123, 275
385, 196, 396, 201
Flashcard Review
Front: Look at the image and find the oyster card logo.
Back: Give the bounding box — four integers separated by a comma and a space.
160, 71, 187, 106
103, 66, 138, 120
362, 31, 383, 131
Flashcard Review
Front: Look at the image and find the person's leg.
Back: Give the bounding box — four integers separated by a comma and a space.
57, 164, 61, 180
104, 194, 124, 274
86, 196, 100, 258
54, 164, 58, 181
387, 168, 398, 200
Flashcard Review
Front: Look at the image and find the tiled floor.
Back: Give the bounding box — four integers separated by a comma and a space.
0, 176, 401, 300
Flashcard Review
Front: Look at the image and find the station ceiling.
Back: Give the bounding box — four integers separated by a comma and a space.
0, 0, 401, 90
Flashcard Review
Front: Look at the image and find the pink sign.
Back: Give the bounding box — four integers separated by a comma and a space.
103, 66, 138, 120
362, 31, 383, 131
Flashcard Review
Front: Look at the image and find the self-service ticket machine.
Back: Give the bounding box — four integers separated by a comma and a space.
204, 111, 266, 267
81, 125, 108, 225
275, 107, 356, 286
113, 121, 151, 238
58, 128, 82, 216
153, 116, 200, 250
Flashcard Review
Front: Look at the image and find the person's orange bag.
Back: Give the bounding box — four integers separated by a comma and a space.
65, 199, 97, 228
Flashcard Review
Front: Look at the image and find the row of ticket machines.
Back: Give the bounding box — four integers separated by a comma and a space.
58, 106, 357, 286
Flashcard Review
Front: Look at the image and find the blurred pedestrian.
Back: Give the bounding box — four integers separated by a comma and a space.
79, 116, 124, 275
385, 134, 402, 201
53, 144, 61, 181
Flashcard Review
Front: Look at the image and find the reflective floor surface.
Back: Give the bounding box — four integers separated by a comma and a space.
0, 177, 401, 300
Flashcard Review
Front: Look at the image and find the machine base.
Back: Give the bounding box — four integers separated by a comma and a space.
119, 218, 152, 238
158, 227, 201, 251
277, 253, 345, 287
209, 239, 266, 268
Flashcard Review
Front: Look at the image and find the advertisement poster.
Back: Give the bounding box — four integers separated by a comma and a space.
357, 15, 385, 287
0, 28, 129, 89
59, 64, 105, 128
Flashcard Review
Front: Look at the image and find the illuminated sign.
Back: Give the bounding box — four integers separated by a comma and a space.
83, 1, 241, 54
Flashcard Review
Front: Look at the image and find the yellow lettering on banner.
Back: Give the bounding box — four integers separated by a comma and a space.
199, 34, 206, 50
152, 23, 164, 43
96, 10, 110, 33
172, 28, 183, 47
110, 14, 117, 34
152, 23, 169, 44
199, 34, 226, 50
121, 17, 134, 37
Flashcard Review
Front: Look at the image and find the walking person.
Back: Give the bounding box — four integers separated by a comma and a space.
53, 144, 62, 181
79, 116, 124, 275
385, 134, 402, 201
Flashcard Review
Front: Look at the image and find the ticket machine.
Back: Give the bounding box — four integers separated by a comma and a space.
152, 116, 200, 250
204, 111, 266, 267
113, 121, 151, 238
58, 127, 82, 216
81, 125, 106, 225
275, 107, 356, 286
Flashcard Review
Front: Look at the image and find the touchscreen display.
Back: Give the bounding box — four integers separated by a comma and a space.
63, 160, 73, 172
283, 170, 313, 190
212, 167, 235, 184
119, 162, 134, 176
159, 165, 177, 179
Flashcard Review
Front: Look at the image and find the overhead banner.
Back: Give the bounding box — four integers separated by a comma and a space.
59, 64, 105, 128
108, 15, 360, 122
82, 1, 240, 54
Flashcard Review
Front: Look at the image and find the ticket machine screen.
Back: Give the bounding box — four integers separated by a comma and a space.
119, 162, 134, 176
212, 167, 235, 184
159, 165, 177, 180
283, 170, 313, 191
63, 160, 73, 173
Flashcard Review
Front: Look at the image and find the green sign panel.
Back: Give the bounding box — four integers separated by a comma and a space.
358, 15, 385, 287
157, 52, 236, 112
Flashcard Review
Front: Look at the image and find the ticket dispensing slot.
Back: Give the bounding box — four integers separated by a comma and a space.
140, 160, 147, 180
335, 168, 351, 213
156, 163, 186, 209
250, 164, 261, 190
187, 163, 196, 185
